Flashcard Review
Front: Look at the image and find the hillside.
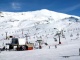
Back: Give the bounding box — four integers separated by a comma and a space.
0, 9, 80, 60
0, 9, 80, 45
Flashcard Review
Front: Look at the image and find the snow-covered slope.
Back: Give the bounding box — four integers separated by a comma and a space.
0, 9, 80, 44
0, 9, 80, 60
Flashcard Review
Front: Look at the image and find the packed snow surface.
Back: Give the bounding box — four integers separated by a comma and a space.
0, 40, 80, 60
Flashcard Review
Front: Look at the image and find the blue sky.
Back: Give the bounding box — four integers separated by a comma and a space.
0, 0, 80, 16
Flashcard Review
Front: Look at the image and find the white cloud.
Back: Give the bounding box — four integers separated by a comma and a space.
61, 4, 80, 12
11, 2, 21, 10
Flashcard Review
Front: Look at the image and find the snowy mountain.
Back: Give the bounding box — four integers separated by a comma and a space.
0, 9, 80, 44
0, 9, 80, 60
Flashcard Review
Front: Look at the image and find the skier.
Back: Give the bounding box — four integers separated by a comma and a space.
0, 48, 1, 53
49, 46, 50, 49
55, 45, 57, 48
